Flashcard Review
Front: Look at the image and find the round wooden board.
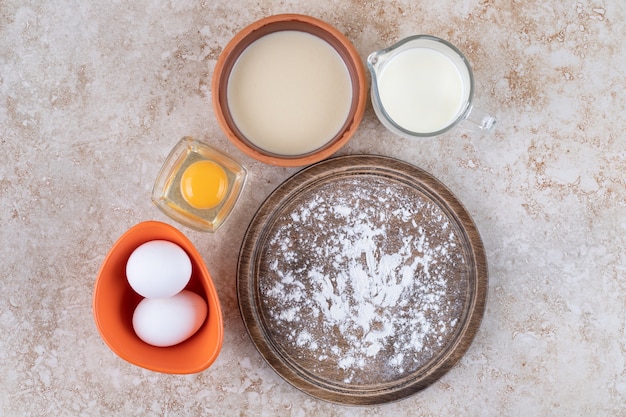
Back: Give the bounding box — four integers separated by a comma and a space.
237, 155, 488, 405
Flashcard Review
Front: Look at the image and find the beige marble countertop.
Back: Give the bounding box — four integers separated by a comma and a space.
1, 1, 625, 416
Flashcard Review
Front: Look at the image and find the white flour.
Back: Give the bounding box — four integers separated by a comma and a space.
259, 176, 467, 385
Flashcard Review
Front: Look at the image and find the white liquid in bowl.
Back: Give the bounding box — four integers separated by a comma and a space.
227, 31, 353, 156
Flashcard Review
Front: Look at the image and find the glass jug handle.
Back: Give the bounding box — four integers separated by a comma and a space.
460, 105, 496, 132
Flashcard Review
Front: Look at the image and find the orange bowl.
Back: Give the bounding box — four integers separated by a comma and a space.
212, 14, 368, 167
93, 221, 223, 374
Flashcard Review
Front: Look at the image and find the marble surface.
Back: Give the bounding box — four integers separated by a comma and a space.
1, 1, 624, 416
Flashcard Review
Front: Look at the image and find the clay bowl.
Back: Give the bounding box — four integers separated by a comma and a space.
92, 221, 223, 374
212, 14, 367, 167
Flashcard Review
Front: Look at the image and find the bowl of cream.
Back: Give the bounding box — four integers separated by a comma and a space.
212, 14, 367, 167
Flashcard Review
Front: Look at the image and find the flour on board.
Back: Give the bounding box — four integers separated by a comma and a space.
258, 176, 468, 385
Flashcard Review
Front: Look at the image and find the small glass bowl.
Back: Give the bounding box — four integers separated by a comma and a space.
152, 137, 247, 232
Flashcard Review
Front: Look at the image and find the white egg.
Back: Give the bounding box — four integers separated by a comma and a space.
132, 290, 208, 347
126, 240, 192, 298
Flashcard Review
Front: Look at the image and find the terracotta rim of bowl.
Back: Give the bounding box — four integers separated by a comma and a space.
92, 221, 224, 374
212, 14, 368, 167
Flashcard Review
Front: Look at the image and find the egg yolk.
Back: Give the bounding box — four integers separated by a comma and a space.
180, 160, 228, 209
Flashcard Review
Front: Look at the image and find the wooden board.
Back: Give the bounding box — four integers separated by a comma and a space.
237, 155, 488, 405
